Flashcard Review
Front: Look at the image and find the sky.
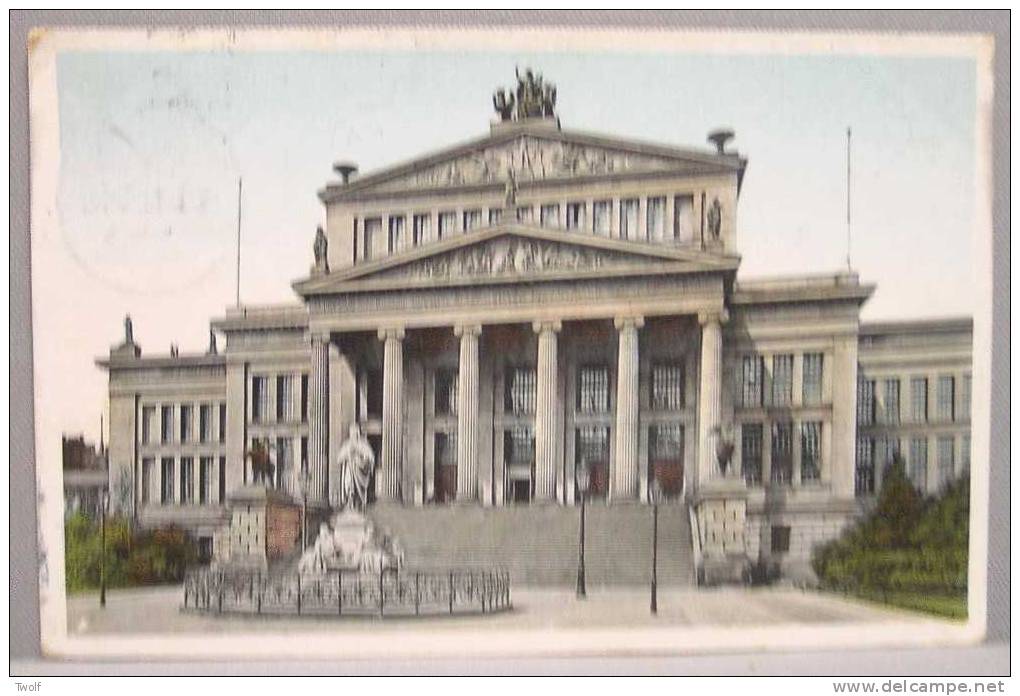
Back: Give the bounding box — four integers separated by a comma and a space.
49, 46, 979, 442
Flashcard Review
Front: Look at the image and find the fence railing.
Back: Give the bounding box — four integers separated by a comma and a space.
182, 567, 512, 618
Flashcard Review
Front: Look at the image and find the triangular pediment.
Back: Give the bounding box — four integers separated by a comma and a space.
321, 126, 745, 201
295, 226, 739, 296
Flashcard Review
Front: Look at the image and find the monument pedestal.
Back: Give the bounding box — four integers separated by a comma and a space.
693, 476, 751, 585
213, 485, 304, 568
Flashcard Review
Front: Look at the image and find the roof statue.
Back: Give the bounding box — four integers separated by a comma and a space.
492, 68, 557, 122
123, 314, 134, 344
312, 225, 329, 274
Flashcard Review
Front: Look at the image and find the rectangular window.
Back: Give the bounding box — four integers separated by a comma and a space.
771, 526, 791, 554
363, 217, 382, 260
412, 213, 433, 245
437, 211, 457, 238
741, 424, 763, 485
910, 377, 928, 423
858, 378, 876, 426
141, 458, 154, 503
771, 422, 793, 485
515, 206, 534, 224
180, 457, 193, 504
937, 436, 955, 487
646, 196, 666, 241
741, 355, 764, 408
651, 363, 685, 410
218, 403, 226, 443
276, 437, 293, 492
961, 373, 972, 420
936, 375, 955, 422
141, 406, 155, 445
179, 404, 193, 443
218, 456, 226, 504
565, 202, 585, 230
801, 421, 822, 482
160, 457, 174, 504
592, 200, 611, 236
276, 374, 295, 422
199, 403, 212, 443
908, 437, 928, 491
880, 436, 901, 468
856, 437, 875, 495
650, 423, 684, 461
463, 209, 482, 232
300, 437, 308, 476
504, 426, 536, 464
488, 208, 503, 226
435, 431, 458, 467
577, 365, 610, 414
388, 215, 407, 253
771, 354, 794, 406
576, 426, 610, 464
961, 435, 971, 470
160, 405, 173, 444
802, 353, 823, 405
673, 194, 695, 243
199, 456, 214, 504
619, 199, 639, 239
883, 379, 901, 425
357, 368, 384, 420
540, 204, 560, 228
300, 374, 309, 423
252, 376, 269, 423
434, 369, 459, 416
504, 366, 537, 415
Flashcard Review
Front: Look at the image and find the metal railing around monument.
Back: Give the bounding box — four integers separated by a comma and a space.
182, 567, 512, 618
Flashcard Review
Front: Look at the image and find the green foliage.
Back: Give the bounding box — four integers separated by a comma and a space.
64, 513, 198, 593
812, 458, 969, 616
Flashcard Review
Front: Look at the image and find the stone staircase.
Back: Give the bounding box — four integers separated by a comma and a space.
369, 501, 695, 587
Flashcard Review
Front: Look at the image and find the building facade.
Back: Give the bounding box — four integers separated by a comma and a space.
97, 79, 973, 578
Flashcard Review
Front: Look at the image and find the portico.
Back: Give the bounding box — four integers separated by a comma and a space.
294, 225, 736, 508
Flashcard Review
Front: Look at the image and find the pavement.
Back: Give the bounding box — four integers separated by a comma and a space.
66, 584, 940, 636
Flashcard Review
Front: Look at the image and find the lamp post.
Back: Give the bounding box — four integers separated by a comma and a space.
649, 479, 662, 616
575, 461, 590, 599
99, 489, 110, 609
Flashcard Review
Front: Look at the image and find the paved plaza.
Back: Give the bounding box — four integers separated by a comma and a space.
67, 584, 940, 636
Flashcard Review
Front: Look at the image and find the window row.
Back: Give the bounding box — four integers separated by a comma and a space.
857, 373, 971, 426
356, 194, 703, 261
251, 373, 310, 424
141, 455, 225, 506
739, 421, 823, 487
739, 353, 824, 409
141, 403, 226, 446
855, 433, 970, 496
242, 435, 309, 499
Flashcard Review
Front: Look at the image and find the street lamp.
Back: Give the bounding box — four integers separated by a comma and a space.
99, 489, 110, 609
649, 478, 663, 616
575, 460, 591, 599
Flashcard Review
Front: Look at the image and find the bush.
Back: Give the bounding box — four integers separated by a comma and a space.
64, 513, 199, 592
813, 459, 968, 603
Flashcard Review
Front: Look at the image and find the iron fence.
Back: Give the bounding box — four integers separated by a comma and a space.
182, 567, 512, 618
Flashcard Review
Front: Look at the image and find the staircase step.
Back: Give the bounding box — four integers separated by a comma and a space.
369, 502, 695, 587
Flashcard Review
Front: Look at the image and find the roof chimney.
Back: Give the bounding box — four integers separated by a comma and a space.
707, 128, 735, 155
333, 161, 358, 185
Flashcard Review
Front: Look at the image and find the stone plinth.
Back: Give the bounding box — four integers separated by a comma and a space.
215, 485, 302, 567
693, 477, 751, 585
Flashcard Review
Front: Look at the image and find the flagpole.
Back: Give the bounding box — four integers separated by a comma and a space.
235, 177, 243, 307
846, 126, 852, 273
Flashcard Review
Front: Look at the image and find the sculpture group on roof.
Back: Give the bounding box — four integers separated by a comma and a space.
493, 67, 557, 122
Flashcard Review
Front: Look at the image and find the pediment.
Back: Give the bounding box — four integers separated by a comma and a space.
296, 227, 739, 296
323, 127, 745, 201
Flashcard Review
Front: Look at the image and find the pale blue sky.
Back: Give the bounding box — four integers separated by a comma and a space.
53, 48, 978, 440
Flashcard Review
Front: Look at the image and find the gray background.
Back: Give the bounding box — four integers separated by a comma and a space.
9, 10, 1009, 675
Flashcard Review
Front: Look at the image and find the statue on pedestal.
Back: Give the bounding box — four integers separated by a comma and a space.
123, 315, 134, 344
207, 330, 217, 355
332, 424, 375, 510
707, 198, 722, 240
714, 423, 736, 477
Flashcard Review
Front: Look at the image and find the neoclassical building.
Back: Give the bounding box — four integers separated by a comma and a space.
97, 75, 972, 578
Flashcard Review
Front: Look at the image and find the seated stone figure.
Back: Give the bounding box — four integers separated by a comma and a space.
331, 424, 375, 510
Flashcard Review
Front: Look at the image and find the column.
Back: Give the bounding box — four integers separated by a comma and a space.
378, 327, 405, 501
533, 320, 561, 501
308, 333, 330, 505
697, 310, 727, 485
455, 324, 481, 501
612, 316, 643, 500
